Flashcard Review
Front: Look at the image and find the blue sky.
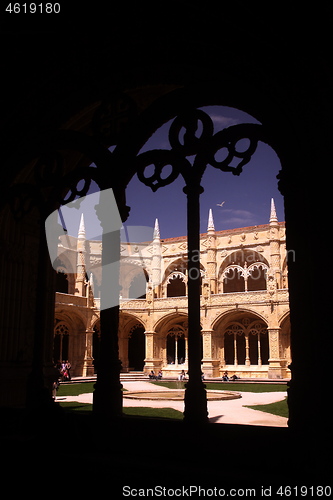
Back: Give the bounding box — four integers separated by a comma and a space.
59, 106, 284, 242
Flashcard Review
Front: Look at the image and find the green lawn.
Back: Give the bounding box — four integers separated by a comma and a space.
245, 397, 288, 418
123, 407, 183, 420
151, 381, 287, 393
56, 380, 288, 419
57, 382, 127, 397
57, 382, 95, 397
59, 399, 288, 419
57, 380, 287, 398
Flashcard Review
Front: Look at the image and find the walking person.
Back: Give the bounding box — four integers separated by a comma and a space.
65, 360, 72, 380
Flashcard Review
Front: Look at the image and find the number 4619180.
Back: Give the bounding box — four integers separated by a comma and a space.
5, 3, 60, 13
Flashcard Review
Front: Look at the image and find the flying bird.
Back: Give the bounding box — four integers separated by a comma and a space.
216, 201, 225, 207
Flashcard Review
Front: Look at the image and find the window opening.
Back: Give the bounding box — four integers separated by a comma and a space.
53, 322, 69, 364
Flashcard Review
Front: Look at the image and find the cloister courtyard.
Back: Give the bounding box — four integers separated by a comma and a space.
56, 377, 288, 427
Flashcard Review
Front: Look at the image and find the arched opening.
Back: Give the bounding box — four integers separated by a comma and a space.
128, 269, 149, 299
53, 309, 88, 377
56, 270, 69, 293
154, 314, 193, 375
214, 309, 270, 377
219, 250, 270, 294
223, 267, 245, 293
53, 322, 69, 365
167, 274, 186, 297
224, 319, 269, 367
224, 324, 246, 365
166, 328, 186, 364
247, 264, 267, 291
128, 324, 145, 371
163, 258, 187, 298
248, 322, 269, 365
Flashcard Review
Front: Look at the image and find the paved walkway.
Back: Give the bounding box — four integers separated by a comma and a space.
56, 380, 288, 427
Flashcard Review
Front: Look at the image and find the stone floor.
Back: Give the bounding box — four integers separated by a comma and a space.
56, 379, 288, 427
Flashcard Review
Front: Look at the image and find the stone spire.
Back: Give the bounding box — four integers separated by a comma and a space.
269, 198, 278, 224
153, 218, 160, 240
89, 272, 94, 295
207, 208, 215, 233
75, 213, 87, 296
206, 209, 217, 294
152, 218, 162, 293
269, 198, 281, 289
78, 213, 86, 239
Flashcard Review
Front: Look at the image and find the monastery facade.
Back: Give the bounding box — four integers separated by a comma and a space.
54, 199, 291, 379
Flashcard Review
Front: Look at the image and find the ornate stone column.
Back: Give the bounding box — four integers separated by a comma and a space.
233, 333, 238, 366
185, 336, 188, 364
258, 332, 262, 367
267, 327, 284, 378
245, 333, 251, 366
201, 329, 219, 377
219, 333, 226, 369
144, 331, 161, 373
144, 331, 154, 372
82, 328, 94, 376
206, 209, 217, 294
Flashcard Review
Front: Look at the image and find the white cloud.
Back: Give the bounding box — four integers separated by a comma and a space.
223, 209, 254, 217
210, 115, 240, 131
220, 209, 257, 227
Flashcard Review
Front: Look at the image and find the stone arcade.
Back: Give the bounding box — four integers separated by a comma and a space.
54, 199, 291, 380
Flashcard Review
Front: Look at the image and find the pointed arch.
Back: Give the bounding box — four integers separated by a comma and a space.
120, 260, 149, 299
218, 250, 269, 293
162, 257, 207, 297
53, 310, 87, 376
53, 255, 75, 294
53, 321, 70, 364
211, 307, 268, 331
118, 312, 146, 372
247, 263, 269, 291
166, 273, 186, 297
128, 324, 146, 371
153, 311, 189, 333
213, 310, 269, 368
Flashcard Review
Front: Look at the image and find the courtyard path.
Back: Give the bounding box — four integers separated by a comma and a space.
56, 380, 288, 427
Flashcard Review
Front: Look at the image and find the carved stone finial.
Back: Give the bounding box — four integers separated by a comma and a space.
207, 209, 215, 233
153, 218, 160, 239
269, 198, 278, 224
78, 213, 86, 239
